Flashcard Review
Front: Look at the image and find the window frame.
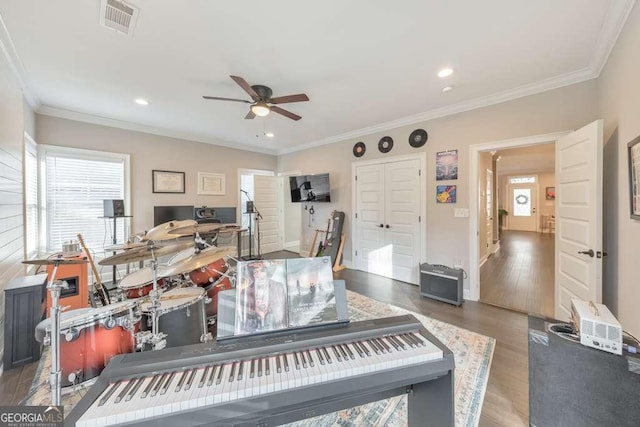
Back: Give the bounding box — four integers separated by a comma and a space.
38, 144, 131, 253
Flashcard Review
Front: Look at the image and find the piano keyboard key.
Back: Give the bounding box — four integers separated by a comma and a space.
141, 374, 160, 398
98, 381, 121, 406
114, 379, 135, 404
276, 354, 282, 373
125, 377, 144, 402
198, 367, 210, 388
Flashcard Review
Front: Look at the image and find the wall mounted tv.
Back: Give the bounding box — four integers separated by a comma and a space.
289, 173, 331, 202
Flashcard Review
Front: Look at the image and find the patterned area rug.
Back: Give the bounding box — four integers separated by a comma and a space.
27, 290, 495, 426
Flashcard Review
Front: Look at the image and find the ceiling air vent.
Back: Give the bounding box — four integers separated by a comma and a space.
100, 0, 139, 36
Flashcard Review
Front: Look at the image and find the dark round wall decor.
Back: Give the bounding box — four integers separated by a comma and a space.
409, 129, 428, 148
378, 136, 394, 153
353, 141, 366, 157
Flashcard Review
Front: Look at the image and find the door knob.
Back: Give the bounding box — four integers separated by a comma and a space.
385, 224, 390, 228
578, 249, 595, 257
378, 224, 384, 228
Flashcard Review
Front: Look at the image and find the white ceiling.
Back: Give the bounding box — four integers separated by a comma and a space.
0, 1, 634, 155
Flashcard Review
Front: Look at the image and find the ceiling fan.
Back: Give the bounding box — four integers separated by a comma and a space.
203, 75, 309, 121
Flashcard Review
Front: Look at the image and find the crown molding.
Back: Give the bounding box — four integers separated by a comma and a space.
0, 12, 40, 109
277, 68, 596, 155
590, 0, 636, 75
37, 105, 278, 156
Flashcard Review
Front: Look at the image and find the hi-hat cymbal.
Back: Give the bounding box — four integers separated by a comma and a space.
98, 241, 195, 266
104, 241, 148, 252
143, 219, 197, 241
168, 222, 229, 235
162, 246, 236, 276
23, 257, 87, 265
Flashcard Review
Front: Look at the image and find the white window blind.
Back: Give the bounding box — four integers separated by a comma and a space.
42, 147, 127, 253
24, 136, 38, 259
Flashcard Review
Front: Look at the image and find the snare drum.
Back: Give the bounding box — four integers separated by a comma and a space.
204, 275, 234, 317
139, 287, 208, 348
35, 300, 140, 387
119, 267, 168, 299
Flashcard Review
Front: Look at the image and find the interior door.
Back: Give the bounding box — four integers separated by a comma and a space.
555, 120, 603, 320
486, 169, 494, 252
355, 159, 421, 283
384, 159, 421, 283
354, 164, 385, 275
253, 175, 282, 254
508, 183, 538, 232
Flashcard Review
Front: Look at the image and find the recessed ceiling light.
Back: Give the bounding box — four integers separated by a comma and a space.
265, 132, 275, 138
134, 98, 150, 106
437, 68, 454, 78
442, 86, 454, 93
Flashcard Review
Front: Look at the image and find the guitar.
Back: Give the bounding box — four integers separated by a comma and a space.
77, 233, 110, 306
315, 211, 335, 257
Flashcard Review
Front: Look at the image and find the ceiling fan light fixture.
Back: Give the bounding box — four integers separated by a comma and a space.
251, 102, 270, 117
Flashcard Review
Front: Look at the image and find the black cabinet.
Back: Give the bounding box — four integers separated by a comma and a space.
3, 274, 47, 370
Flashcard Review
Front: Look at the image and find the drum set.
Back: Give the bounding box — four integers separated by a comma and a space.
26, 220, 243, 404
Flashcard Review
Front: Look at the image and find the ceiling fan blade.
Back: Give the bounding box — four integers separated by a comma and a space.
244, 110, 256, 119
269, 93, 309, 104
202, 96, 251, 103
271, 105, 302, 121
230, 75, 260, 101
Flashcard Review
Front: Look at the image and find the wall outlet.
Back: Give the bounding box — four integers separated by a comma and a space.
453, 258, 463, 269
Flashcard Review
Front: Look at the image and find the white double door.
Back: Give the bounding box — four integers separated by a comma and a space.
354, 158, 422, 284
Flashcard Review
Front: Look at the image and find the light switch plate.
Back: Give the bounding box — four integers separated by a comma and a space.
454, 208, 469, 218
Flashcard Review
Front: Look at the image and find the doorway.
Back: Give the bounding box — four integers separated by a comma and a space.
468, 131, 568, 303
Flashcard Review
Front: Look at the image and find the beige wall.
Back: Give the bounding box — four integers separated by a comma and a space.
279, 81, 598, 280
0, 51, 28, 367
598, 1, 640, 336
35, 115, 277, 235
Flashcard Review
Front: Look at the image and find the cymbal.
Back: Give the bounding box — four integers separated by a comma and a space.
23, 257, 87, 265
143, 219, 197, 241
104, 241, 148, 251
217, 225, 245, 233
98, 241, 195, 266
168, 222, 229, 236
162, 246, 236, 276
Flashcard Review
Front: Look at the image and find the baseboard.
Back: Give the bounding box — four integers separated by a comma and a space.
492, 242, 501, 254
479, 255, 488, 268
463, 289, 474, 301
284, 240, 300, 252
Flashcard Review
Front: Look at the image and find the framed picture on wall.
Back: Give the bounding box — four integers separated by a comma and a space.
545, 187, 555, 200
628, 135, 640, 220
197, 172, 226, 195
152, 170, 185, 193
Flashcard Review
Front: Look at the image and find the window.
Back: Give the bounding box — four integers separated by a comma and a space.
24, 134, 38, 259
238, 168, 274, 228
509, 176, 536, 184
40, 146, 129, 254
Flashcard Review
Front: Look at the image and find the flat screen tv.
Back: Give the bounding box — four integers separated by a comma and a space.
289, 173, 331, 202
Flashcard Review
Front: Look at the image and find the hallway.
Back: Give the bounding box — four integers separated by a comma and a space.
480, 230, 554, 317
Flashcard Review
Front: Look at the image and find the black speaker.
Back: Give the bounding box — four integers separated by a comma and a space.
245, 201, 254, 213
419, 263, 463, 306
529, 314, 640, 427
103, 199, 125, 217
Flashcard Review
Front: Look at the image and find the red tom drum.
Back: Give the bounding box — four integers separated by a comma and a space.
189, 258, 228, 287
204, 275, 233, 317
119, 267, 167, 299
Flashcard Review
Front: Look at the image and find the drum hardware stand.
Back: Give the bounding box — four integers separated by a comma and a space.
47, 257, 68, 406
135, 242, 167, 351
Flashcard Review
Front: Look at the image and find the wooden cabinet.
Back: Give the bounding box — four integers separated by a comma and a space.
3, 274, 47, 370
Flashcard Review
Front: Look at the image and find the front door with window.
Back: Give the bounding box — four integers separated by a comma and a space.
508, 184, 538, 232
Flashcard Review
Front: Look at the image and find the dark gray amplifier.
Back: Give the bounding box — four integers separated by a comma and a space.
419, 263, 463, 306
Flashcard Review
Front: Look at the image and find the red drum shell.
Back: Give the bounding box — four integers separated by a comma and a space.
189, 259, 228, 287
123, 278, 165, 299
60, 321, 137, 387
204, 276, 233, 317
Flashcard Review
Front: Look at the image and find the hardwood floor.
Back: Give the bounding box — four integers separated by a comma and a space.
480, 230, 554, 318
0, 250, 529, 426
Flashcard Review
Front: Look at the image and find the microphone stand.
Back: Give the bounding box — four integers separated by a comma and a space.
241, 190, 262, 260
